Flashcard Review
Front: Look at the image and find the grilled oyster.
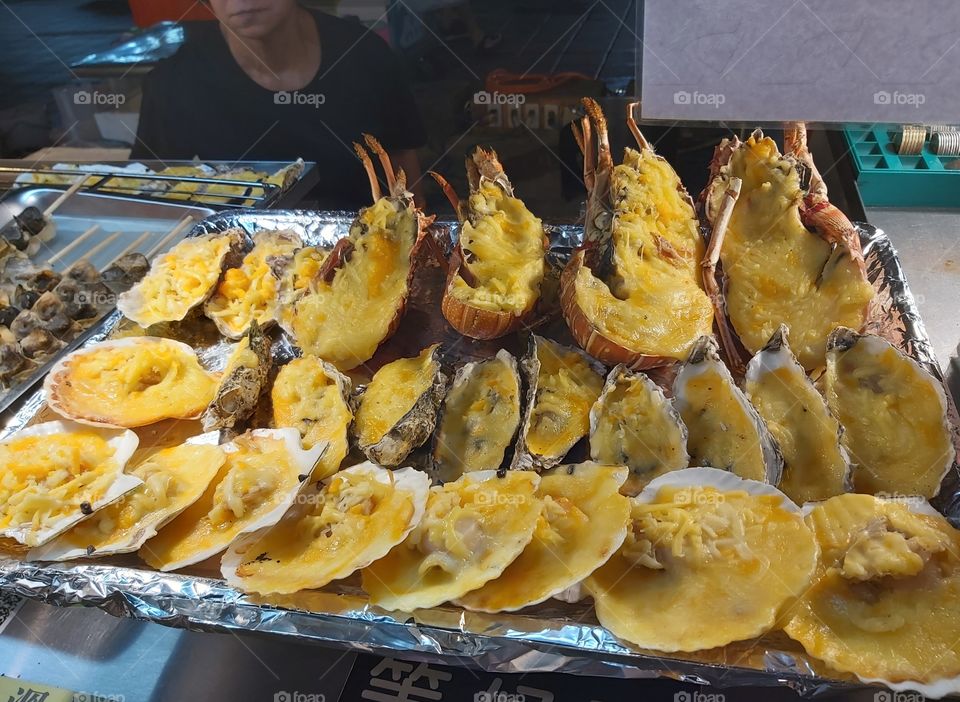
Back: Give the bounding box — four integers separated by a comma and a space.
202, 321, 271, 432
511, 335, 605, 472
432, 349, 522, 483
590, 364, 689, 496
825, 328, 955, 498
0, 420, 140, 548
30, 437, 225, 561
745, 325, 850, 504
222, 462, 429, 595
353, 344, 446, 467
702, 128, 874, 371
204, 230, 302, 339
118, 229, 245, 328
561, 100, 713, 368
673, 336, 782, 483
457, 462, 630, 612
44, 337, 219, 428
291, 135, 433, 370
141, 428, 326, 571
431, 147, 547, 339
271, 355, 352, 480
586, 467, 817, 652
785, 493, 960, 695
362, 470, 542, 611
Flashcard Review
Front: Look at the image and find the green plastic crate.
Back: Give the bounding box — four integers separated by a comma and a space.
843, 124, 959, 208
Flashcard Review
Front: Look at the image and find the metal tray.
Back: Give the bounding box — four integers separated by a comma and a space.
0, 188, 215, 419
1, 210, 955, 698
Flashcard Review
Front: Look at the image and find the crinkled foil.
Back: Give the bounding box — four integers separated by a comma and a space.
0, 211, 953, 697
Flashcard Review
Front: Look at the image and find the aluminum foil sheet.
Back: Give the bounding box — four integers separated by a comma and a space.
1, 210, 956, 697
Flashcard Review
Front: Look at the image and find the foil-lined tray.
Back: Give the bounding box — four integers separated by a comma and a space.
1, 210, 957, 698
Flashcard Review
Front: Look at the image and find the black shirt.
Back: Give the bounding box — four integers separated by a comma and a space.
131, 11, 426, 209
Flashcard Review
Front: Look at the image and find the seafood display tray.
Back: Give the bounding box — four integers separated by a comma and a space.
0, 189, 216, 418
0, 210, 955, 697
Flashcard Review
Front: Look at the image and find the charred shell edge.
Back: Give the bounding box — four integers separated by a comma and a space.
676, 335, 784, 485
430, 348, 522, 481
201, 321, 272, 432
512, 334, 605, 472
747, 325, 853, 493
356, 346, 449, 467
587, 363, 690, 475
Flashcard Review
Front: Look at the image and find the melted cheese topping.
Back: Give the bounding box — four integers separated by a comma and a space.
826, 341, 952, 498
205, 235, 299, 337
122, 235, 234, 327
52, 340, 218, 427
291, 199, 417, 370
48, 443, 224, 555
718, 137, 874, 369
525, 341, 604, 459
0, 433, 119, 539
572, 148, 713, 360
433, 354, 520, 482
272, 356, 351, 479
587, 485, 816, 652
590, 373, 687, 494
747, 363, 847, 503
355, 345, 438, 447
362, 471, 541, 611
458, 464, 629, 612
677, 366, 768, 480
141, 434, 302, 569
229, 469, 417, 594
222, 337, 257, 377
785, 494, 960, 682
450, 182, 545, 313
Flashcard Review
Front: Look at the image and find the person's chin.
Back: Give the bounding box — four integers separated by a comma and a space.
225, 11, 277, 38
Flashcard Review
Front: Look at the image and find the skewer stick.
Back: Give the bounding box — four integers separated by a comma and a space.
78, 230, 123, 264
146, 215, 194, 259
106, 230, 153, 267
46, 224, 101, 266
42, 175, 90, 218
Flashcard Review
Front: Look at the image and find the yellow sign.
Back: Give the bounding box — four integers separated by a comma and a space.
0, 675, 73, 702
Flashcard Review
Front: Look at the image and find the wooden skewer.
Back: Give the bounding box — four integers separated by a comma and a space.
106, 230, 152, 267
46, 224, 101, 266
78, 230, 123, 264
146, 215, 194, 259
42, 175, 90, 218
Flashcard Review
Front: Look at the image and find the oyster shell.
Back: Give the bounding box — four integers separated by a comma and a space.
511, 335, 605, 472
745, 325, 851, 504
589, 364, 689, 496
825, 327, 955, 498
271, 355, 353, 480
202, 321, 271, 432
44, 337, 219, 428
673, 336, 782, 483
204, 229, 302, 339
431, 349, 522, 483
118, 229, 245, 328
353, 344, 447, 467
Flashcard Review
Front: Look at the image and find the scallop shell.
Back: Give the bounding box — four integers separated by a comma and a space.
511, 335, 605, 472
118, 229, 246, 328
589, 364, 689, 496
673, 336, 783, 484
354, 344, 447, 467
202, 321, 271, 432
0, 420, 141, 547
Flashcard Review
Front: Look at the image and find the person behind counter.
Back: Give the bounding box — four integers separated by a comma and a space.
131, 0, 426, 208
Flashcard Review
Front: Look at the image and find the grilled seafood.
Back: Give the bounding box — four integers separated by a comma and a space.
101, 253, 149, 294
430, 147, 547, 339
290, 135, 434, 370
353, 343, 447, 467
561, 100, 713, 368
745, 326, 850, 504
701, 126, 874, 371
202, 321, 271, 432
825, 328, 954, 498
511, 335, 605, 472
